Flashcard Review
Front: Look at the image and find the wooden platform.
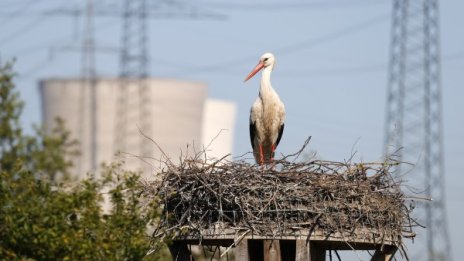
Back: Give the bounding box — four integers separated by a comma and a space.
169, 228, 399, 261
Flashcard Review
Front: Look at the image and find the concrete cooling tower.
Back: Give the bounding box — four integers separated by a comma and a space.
40, 78, 235, 179
202, 99, 236, 161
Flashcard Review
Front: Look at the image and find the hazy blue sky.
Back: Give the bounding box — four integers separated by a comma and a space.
1, 0, 463, 259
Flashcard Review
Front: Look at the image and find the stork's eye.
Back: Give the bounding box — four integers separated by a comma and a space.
264, 58, 269, 62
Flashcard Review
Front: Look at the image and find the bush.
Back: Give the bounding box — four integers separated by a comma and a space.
0, 62, 168, 260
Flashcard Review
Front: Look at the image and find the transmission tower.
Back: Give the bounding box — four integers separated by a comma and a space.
42, 1, 223, 172
113, 1, 224, 167
384, 0, 452, 260
114, 0, 151, 166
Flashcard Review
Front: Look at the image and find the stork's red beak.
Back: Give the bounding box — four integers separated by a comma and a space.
244, 62, 264, 82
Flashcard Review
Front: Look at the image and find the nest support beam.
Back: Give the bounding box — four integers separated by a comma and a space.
168, 239, 398, 261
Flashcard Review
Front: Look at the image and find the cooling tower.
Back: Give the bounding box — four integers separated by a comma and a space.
40, 78, 216, 179
201, 99, 236, 161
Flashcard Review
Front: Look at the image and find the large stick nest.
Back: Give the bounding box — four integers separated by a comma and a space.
144, 141, 416, 254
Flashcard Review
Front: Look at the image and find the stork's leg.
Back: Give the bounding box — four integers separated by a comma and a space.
269, 144, 277, 170
270, 144, 276, 162
259, 143, 265, 165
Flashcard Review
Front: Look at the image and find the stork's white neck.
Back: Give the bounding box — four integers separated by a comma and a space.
259, 65, 274, 97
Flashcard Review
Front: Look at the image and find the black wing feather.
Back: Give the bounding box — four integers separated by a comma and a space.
249, 122, 256, 151
276, 124, 284, 147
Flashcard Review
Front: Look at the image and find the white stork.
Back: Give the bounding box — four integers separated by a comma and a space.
244, 53, 285, 165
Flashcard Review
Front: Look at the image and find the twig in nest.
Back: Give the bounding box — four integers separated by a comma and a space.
137, 125, 175, 168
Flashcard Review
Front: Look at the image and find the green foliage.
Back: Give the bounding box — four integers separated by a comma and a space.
0, 165, 168, 260
0, 63, 78, 181
26, 119, 80, 181
0, 63, 24, 171
0, 62, 169, 260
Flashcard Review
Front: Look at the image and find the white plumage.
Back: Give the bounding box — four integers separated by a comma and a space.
244, 53, 285, 165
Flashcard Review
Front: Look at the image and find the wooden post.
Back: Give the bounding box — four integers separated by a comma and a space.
370, 245, 397, 261
169, 242, 193, 261
295, 240, 309, 261
264, 240, 282, 261
235, 239, 250, 261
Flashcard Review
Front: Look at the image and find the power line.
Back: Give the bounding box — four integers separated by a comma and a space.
163, 48, 464, 79
0, 1, 35, 9
275, 14, 389, 55
12, 18, 118, 80
20, 56, 54, 78
7, 18, 118, 61
11, 3, 461, 82
0, 13, 54, 46
0, 0, 40, 27
0, 2, 87, 47
199, 0, 389, 10
39, 2, 226, 20
167, 13, 389, 76
20, 47, 464, 82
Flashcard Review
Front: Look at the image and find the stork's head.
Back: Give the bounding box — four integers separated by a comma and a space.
244, 52, 276, 82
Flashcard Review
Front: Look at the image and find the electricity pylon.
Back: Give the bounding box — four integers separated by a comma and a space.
384, 0, 452, 260
114, 0, 150, 163
113, 1, 224, 168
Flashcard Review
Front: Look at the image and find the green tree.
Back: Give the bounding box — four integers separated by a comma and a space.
0, 62, 168, 260
0, 63, 24, 171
